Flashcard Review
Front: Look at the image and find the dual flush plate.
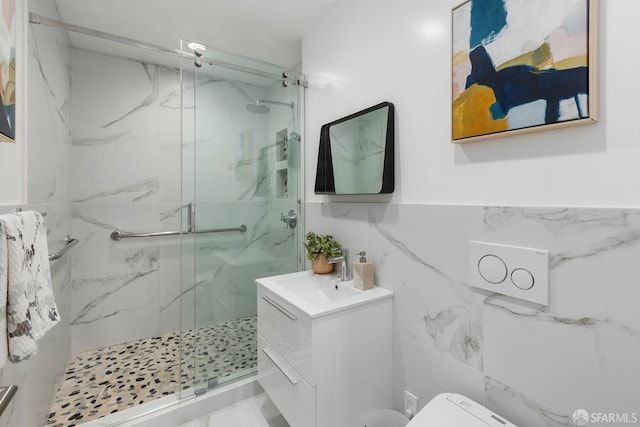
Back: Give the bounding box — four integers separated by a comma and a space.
469, 241, 549, 306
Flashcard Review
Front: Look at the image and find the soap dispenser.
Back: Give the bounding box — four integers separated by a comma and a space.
353, 251, 374, 290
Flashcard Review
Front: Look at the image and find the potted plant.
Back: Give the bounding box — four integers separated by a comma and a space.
304, 232, 342, 274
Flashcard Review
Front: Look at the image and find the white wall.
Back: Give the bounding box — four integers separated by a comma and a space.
303, 0, 640, 425
0, 143, 25, 203
304, 0, 640, 208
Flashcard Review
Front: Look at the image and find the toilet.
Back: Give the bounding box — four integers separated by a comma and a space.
406, 393, 517, 427
362, 392, 516, 427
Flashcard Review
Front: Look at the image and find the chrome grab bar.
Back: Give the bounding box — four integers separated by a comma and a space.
7, 209, 74, 261
262, 295, 297, 321
0, 385, 17, 417
110, 225, 247, 241
49, 236, 78, 261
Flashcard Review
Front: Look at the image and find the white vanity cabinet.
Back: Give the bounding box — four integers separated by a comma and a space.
256, 271, 393, 427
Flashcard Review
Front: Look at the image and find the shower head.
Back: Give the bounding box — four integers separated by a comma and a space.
246, 101, 271, 114
246, 99, 294, 114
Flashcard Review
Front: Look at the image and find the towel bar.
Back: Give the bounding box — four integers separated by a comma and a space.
0, 385, 17, 417
49, 236, 78, 261
110, 225, 247, 241
13, 208, 46, 217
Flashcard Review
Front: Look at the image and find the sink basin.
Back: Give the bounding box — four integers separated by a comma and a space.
274, 272, 361, 301
256, 270, 393, 317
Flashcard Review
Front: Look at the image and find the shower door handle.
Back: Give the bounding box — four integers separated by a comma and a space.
188, 203, 196, 233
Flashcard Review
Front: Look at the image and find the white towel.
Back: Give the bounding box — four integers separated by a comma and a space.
0, 211, 60, 364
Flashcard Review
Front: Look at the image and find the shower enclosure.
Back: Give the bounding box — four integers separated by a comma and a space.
25, 9, 304, 426
180, 42, 305, 397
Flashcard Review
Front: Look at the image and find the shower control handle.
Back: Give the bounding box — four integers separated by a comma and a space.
281, 209, 297, 229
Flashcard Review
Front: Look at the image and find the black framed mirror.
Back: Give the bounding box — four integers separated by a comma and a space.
314, 102, 394, 195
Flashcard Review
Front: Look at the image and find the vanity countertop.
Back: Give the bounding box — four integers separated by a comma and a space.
256, 270, 393, 318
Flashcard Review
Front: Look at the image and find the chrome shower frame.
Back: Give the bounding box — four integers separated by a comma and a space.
29, 13, 308, 88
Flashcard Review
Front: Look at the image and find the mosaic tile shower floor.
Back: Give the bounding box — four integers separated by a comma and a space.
47, 316, 257, 427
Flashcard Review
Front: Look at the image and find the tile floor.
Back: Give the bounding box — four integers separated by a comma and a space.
180, 393, 289, 427
47, 316, 257, 426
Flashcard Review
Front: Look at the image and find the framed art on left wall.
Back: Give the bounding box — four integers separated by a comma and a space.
452, 0, 598, 143
0, 0, 25, 204
0, 0, 15, 143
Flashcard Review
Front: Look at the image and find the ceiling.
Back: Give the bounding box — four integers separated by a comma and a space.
53, 0, 337, 69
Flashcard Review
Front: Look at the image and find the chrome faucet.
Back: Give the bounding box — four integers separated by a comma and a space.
328, 248, 351, 281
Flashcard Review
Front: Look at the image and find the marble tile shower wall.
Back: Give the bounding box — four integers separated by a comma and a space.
188, 130, 300, 327
0, 2, 73, 426
69, 50, 297, 351
69, 50, 184, 352
189, 201, 297, 328
185, 73, 300, 329
306, 202, 640, 427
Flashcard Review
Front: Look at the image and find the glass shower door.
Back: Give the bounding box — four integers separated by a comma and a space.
181, 43, 304, 396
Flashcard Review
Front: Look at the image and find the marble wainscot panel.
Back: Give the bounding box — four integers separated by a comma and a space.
305, 203, 640, 427
481, 208, 640, 425
308, 203, 484, 369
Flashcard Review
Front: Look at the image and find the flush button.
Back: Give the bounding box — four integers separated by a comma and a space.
511, 268, 535, 290
478, 255, 508, 284
469, 241, 549, 306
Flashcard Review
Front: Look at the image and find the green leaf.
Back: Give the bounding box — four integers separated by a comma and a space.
303, 231, 342, 261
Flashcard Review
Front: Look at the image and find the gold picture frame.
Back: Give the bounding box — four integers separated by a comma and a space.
452, 0, 598, 143
0, 0, 16, 143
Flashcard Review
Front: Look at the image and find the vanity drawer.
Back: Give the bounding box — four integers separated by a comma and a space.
257, 286, 314, 383
258, 334, 316, 427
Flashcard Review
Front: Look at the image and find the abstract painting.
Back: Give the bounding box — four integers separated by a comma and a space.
0, 0, 15, 142
452, 0, 598, 143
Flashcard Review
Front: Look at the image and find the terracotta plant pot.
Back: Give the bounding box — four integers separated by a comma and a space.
311, 254, 334, 274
